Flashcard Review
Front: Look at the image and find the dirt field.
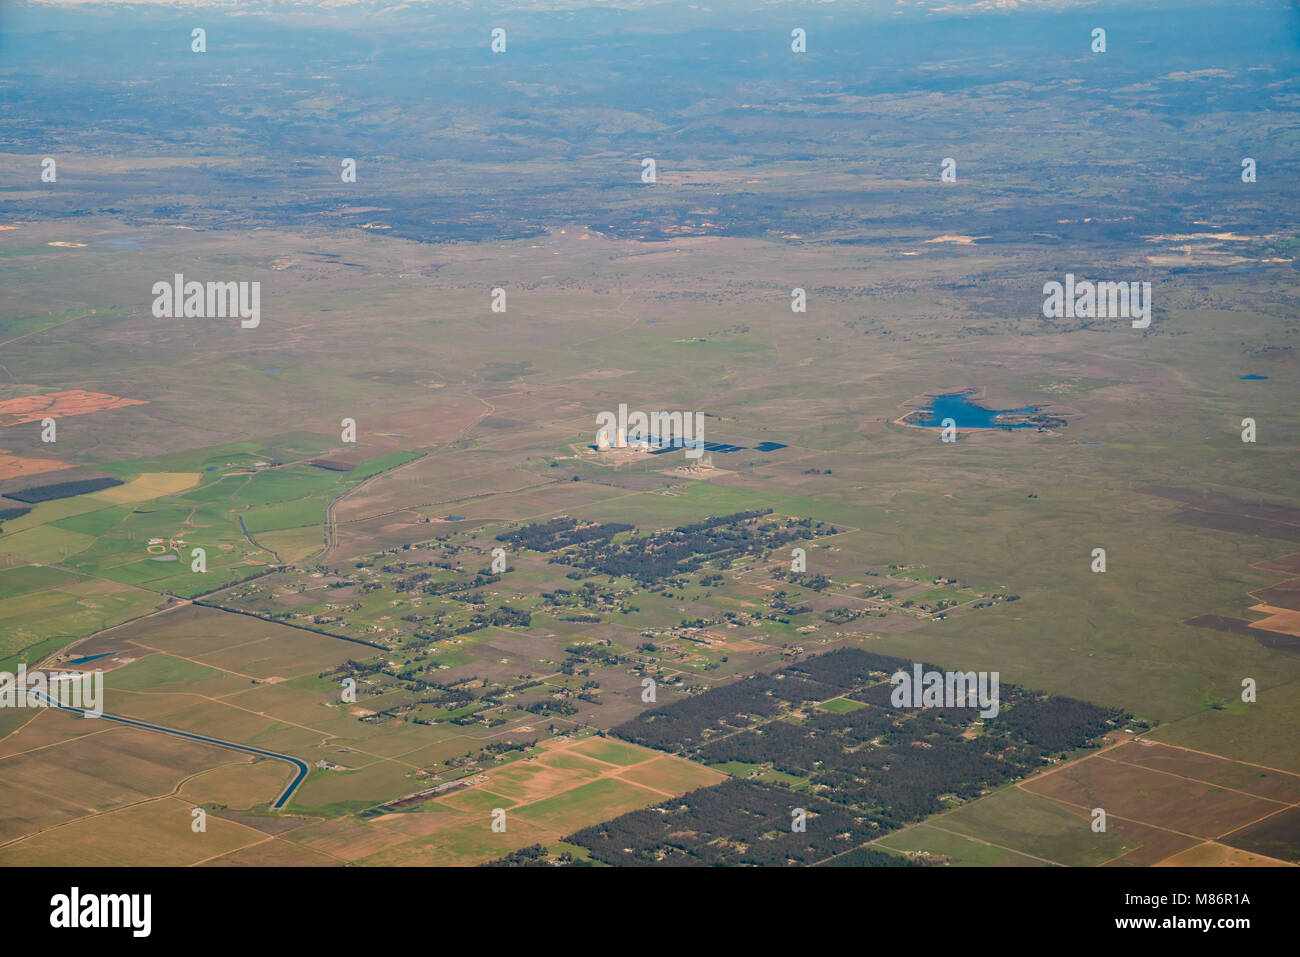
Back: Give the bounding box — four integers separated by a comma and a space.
1218, 806, 1300, 863
0, 449, 74, 481
870, 736, 1299, 867
1154, 841, 1292, 867
1186, 614, 1300, 652
0, 710, 260, 852
1247, 605, 1300, 638
0, 796, 263, 866
1255, 553, 1300, 575
1252, 578, 1300, 612
0, 389, 148, 426
1020, 739, 1300, 864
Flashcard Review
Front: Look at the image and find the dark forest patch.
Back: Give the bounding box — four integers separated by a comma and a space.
4, 476, 123, 504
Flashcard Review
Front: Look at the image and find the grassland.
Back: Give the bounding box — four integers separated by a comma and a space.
0, 0, 1297, 865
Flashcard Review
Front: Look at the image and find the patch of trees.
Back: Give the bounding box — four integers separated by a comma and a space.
818, 846, 917, 867
779, 648, 913, 689
558, 510, 812, 584
525, 699, 578, 717
4, 476, 123, 503
776, 572, 832, 592
419, 571, 499, 598
394, 571, 432, 592
823, 607, 866, 624
768, 674, 845, 704
768, 591, 812, 616
987, 696, 1123, 753
474, 605, 531, 628
612, 674, 785, 751
483, 844, 595, 867
0, 505, 31, 532
609, 647, 1126, 835
497, 517, 631, 553
564, 643, 624, 666
482, 739, 538, 756
326, 658, 385, 679
482, 844, 550, 867
497, 511, 836, 588
566, 780, 878, 867
414, 620, 486, 641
